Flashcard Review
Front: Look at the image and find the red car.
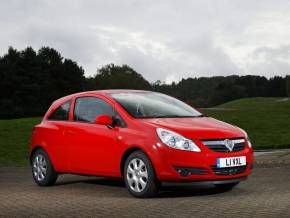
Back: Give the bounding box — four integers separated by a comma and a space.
30, 90, 253, 197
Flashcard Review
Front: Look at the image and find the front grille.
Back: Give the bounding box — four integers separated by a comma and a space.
202, 138, 246, 153
211, 165, 247, 176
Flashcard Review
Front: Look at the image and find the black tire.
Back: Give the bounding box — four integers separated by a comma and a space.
215, 182, 239, 190
31, 149, 58, 186
124, 150, 160, 198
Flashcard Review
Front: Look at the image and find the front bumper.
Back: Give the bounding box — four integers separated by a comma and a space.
163, 176, 247, 186
154, 143, 254, 182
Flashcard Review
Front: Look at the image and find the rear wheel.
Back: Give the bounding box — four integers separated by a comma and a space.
124, 151, 160, 198
215, 182, 239, 190
32, 149, 58, 186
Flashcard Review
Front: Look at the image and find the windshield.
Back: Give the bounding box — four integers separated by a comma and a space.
111, 92, 202, 118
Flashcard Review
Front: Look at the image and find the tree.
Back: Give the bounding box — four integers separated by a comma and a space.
287, 75, 290, 97
153, 75, 288, 107
0, 47, 85, 118
90, 64, 152, 90
1, 46, 289, 118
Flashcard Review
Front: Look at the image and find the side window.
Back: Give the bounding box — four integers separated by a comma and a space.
48, 101, 71, 121
74, 97, 114, 123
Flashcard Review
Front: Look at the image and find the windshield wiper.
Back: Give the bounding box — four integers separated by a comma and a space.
195, 114, 208, 117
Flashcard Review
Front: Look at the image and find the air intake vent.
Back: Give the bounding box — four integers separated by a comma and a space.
211, 165, 247, 175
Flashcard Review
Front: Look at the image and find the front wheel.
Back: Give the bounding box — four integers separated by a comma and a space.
124, 151, 160, 198
32, 149, 58, 186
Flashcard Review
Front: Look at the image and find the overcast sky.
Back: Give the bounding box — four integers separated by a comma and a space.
1, 0, 290, 83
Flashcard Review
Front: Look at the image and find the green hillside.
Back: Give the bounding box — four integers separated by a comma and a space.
0, 97, 289, 166
205, 97, 290, 149
0, 117, 41, 165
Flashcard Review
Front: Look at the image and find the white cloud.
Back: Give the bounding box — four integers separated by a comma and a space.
1, 0, 290, 82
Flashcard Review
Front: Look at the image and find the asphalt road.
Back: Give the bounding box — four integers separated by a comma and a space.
0, 163, 290, 218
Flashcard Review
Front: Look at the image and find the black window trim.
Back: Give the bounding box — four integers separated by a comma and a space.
47, 100, 72, 122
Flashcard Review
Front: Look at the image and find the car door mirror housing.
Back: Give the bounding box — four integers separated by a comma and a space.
95, 115, 113, 127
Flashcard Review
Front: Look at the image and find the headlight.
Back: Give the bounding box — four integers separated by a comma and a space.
238, 127, 252, 148
156, 128, 201, 152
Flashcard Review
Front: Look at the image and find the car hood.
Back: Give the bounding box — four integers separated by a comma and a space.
140, 117, 244, 140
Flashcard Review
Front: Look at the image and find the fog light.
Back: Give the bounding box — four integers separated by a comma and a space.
175, 167, 208, 176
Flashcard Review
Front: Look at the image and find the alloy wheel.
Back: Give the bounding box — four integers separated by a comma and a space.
126, 158, 148, 192
33, 154, 47, 181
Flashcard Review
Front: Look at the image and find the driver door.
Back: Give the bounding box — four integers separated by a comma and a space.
65, 96, 119, 175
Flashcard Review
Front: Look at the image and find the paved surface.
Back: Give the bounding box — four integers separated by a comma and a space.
1, 153, 290, 217
254, 149, 290, 167
254, 149, 290, 157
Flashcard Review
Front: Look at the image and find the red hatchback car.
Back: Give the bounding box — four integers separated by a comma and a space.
30, 90, 253, 197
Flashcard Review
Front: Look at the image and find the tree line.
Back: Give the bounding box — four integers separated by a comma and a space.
0, 46, 289, 118
153, 75, 288, 107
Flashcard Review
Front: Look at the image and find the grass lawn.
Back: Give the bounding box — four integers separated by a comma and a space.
0, 117, 41, 166
204, 97, 290, 149
0, 97, 289, 166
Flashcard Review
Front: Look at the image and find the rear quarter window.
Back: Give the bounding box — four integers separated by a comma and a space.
48, 101, 71, 121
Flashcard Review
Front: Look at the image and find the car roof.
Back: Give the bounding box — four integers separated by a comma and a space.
93, 89, 152, 94
74, 89, 152, 96
52, 89, 153, 105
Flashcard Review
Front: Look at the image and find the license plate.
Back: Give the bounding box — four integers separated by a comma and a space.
216, 156, 246, 168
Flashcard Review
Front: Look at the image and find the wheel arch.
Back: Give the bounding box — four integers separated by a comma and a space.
29, 145, 47, 164
120, 147, 141, 177
120, 146, 159, 179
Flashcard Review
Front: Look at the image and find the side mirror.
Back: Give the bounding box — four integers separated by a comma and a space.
95, 115, 113, 127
